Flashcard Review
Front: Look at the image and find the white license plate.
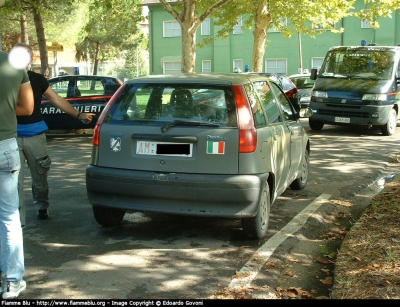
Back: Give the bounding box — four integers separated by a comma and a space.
335, 117, 350, 123
136, 141, 193, 157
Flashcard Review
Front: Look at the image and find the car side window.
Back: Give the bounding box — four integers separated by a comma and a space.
76, 79, 105, 97
49, 80, 69, 98
254, 81, 282, 124
244, 83, 267, 127
269, 82, 295, 121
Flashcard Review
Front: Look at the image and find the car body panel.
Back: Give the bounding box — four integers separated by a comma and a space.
289, 73, 315, 108
41, 75, 122, 130
86, 73, 310, 225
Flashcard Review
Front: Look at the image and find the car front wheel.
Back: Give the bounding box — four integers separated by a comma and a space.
381, 108, 397, 136
309, 117, 324, 130
93, 206, 126, 227
241, 182, 271, 239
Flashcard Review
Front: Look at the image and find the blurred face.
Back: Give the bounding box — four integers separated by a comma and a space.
15, 45, 33, 70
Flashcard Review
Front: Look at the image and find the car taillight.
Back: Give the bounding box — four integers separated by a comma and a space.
233, 85, 257, 153
92, 84, 125, 146
285, 87, 298, 99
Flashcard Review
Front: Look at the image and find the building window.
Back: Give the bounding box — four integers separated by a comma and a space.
233, 17, 243, 34
201, 19, 210, 36
233, 59, 243, 72
267, 18, 287, 33
361, 20, 372, 28
265, 59, 287, 74
312, 58, 324, 70
163, 62, 181, 74
164, 20, 181, 37
202, 60, 211, 73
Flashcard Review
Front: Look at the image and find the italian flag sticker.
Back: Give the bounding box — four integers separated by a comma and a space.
207, 141, 225, 154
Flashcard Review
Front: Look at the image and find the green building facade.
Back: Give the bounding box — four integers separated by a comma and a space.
143, 1, 400, 76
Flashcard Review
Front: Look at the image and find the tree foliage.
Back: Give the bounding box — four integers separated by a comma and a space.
75, 0, 145, 75
155, 0, 400, 73
158, 0, 234, 73
212, 0, 400, 72
0, 0, 79, 76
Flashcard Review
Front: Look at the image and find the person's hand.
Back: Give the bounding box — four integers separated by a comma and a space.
82, 112, 96, 124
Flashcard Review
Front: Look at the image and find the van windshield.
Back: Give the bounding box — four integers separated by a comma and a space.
319, 49, 395, 80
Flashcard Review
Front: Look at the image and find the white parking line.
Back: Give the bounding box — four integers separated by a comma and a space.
228, 193, 332, 289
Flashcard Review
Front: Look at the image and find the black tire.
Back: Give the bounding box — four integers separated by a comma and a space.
241, 182, 271, 239
93, 206, 125, 227
290, 148, 309, 190
309, 117, 324, 130
380, 108, 397, 136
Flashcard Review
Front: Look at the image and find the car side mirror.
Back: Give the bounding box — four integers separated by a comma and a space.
299, 107, 313, 118
310, 68, 318, 80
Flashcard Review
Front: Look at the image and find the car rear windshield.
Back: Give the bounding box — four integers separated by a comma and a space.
105, 83, 238, 127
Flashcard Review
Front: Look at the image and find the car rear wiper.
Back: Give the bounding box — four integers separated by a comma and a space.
161, 120, 220, 133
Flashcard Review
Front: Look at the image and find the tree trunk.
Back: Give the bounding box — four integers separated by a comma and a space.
181, 23, 196, 73
158, 0, 234, 73
20, 14, 29, 44
32, 7, 50, 77
92, 41, 101, 75
252, 1, 271, 72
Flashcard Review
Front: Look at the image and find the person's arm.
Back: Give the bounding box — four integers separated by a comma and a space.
43, 86, 96, 123
16, 82, 34, 115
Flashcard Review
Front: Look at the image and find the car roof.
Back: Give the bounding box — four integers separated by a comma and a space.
288, 73, 311, 78
328, 46, 400, 52
124, 73, 271, 86
48, 75, 119, 81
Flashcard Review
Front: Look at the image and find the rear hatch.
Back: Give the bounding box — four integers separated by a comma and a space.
96, 81, 241, 174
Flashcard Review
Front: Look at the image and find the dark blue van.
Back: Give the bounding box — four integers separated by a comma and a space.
309, 45, 400, 136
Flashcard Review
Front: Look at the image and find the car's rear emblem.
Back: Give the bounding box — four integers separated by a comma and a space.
207, 140, 225, 154
110, 137, 121, 152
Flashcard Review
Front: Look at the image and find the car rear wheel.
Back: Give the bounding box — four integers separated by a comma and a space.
309, 117, 324, 130
241, 182, 271, 239
380, 108, 397, 136
290, 148, 309, 190
93, 206, 126, 227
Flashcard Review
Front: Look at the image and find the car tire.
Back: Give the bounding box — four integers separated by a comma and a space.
380, 108, 397, 136
93, 206, 125, 227
290, 148, 309, 190
309, 117, 324, 130
241, 182, 271, 239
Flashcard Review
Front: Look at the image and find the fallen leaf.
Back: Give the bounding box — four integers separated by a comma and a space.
320, 277, 333, 286
316, 258, 330, 264
331, 199, 353, 207
285, 271, 296, 277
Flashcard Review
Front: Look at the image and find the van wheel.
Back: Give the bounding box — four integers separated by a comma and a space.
242, 182, 271, 239
309, 117, 324, 130
93, 206, 125, 227
290, 148, 309, 190
381, 109, 397, 136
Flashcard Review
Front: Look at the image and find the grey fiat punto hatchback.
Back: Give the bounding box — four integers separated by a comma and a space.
86, 73, 311, 239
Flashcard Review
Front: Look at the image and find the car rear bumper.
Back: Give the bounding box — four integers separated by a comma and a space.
86, 165, 268, 218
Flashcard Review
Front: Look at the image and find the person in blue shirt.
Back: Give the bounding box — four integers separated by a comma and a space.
15, 43, 95, 227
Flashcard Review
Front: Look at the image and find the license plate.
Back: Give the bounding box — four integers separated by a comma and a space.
136, 141, 193, 157
335, 117, 350, 123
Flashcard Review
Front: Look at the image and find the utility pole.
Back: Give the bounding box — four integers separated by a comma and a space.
298, 32, 303, 73
136, 44, 139, 77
